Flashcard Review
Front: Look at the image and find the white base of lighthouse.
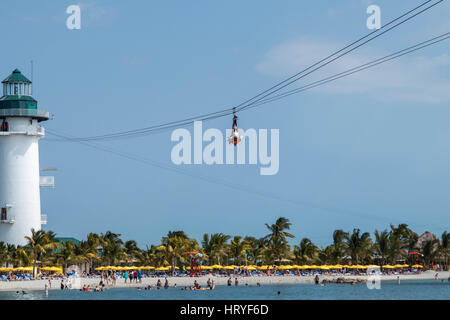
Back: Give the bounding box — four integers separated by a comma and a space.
0, 117, 44, 246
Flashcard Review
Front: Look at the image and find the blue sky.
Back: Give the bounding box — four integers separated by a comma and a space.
1, 0, 449, 247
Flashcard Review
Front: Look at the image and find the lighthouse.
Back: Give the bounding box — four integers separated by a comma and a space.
0, 69, 50, 246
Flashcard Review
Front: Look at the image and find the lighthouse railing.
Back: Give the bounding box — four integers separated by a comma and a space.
0, 108, 49, 119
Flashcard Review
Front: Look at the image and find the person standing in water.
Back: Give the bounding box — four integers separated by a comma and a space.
164, 278, 169, 289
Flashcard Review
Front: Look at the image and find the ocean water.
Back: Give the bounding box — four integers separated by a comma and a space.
0, 280, 448, 300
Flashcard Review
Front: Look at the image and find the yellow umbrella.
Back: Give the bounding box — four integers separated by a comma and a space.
155, 266, 170, 271
257, 265, 273, 270
297, 265, 308, 269
223, 266, 235, 270
382, 265, 395, 269
200, 266, 212, 270
318, 265, 330, 270
13, 267, 33, 272
141, 266, 155, 270
412, 264, 423, 268
210, 265, 223, 269
0, 267, 13, 272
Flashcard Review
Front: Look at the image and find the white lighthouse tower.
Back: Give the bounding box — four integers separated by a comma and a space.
0, 69, 49, 246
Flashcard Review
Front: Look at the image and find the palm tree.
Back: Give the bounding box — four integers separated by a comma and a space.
160, 235, 193, 275
374, 230, 390, 266
243, 236, 266, 265
166, 231, 189, 239
24, 229, 58, 276
440, 231, 449, 270
202, 233, 230, 265
124, 240, 141, 264
0, 242, 7, 266
14, 246, 33, 267
344, 229, 372, 264
54, 240, 77, 270
331, 229, 348, 264
264, 217, 295, 264
84, 233, 101, 270
5, 244, 16, 267
229, 236, 249, 265
389, 224, 418, 263
318, 245, 335, 265
100, 231, 125, 265
75, 240, 100, 273
293, 238, 319, 265
421, 239, 440, 269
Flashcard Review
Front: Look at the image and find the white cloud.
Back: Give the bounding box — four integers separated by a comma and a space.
256, 37, 450, 103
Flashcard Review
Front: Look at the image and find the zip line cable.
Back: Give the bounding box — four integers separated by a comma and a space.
47, 31, 450, 142
233, 0, 437, 110
237, 0, 444, 112
47, 0, 444, 142
239, 32, 450, 112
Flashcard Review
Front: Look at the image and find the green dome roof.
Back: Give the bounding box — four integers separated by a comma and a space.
2, 69, 31, 83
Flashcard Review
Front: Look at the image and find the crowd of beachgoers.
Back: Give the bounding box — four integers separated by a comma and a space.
0, 264, 433, 282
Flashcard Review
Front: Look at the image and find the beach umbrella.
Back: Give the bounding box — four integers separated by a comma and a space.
210, 265, 223, 269
412, 264, 423, 268
155, 266, 167, 271
223, 266, 235, 270
382, 265, 395, 269
13, 266, 33, 272
258, 265, 273, 270
366, 265, 380, 269
141, 266, 155, 270
0, 267, 13, 272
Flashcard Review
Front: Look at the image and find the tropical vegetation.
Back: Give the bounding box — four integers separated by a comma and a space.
0, 219, 448, 272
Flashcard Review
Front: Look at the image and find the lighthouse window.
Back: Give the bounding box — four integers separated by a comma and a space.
0, 208, 6, 221
14, 85, 18, 95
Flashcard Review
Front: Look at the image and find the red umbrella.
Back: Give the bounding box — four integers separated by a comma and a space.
409, 252, 423, 256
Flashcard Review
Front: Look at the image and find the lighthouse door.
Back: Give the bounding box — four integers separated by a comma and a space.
0, 208, 6, 221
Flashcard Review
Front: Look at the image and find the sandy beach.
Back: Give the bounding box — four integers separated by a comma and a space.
0, 271, 448, 292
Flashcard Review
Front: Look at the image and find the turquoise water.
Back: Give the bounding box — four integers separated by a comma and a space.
0, 280, 448, 300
